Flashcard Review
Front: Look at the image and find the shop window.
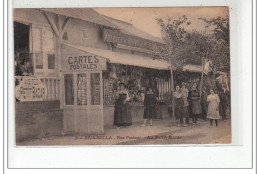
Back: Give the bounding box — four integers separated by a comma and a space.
91, 73, 100, 105
32, 26, 55, 72
77, 74, 87, 105
64, 74, 74, 105
43, 29, 54, 53
48, 54, 55, 69
35, 52, 43, 69
103, 79, 115, 105
33, 27, 42, 52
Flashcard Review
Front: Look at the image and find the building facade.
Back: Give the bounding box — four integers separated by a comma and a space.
14, 8, 173, 140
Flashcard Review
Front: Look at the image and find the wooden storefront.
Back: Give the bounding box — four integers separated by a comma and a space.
61, 44, 107, 134
14, 8, 173, 139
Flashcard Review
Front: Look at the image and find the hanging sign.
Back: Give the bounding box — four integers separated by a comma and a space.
62, 53, 107, 72
15, 77, 47, 102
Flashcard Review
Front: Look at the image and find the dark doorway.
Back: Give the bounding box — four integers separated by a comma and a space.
14, 22, 33, 76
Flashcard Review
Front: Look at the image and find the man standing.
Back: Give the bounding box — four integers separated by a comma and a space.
219, 85, 229, 120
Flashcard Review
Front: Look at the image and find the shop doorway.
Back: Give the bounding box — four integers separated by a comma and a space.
14, 22, 33, 76
63, 71, 104, 134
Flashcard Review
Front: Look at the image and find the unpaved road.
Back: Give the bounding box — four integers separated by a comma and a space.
125, 119, 231, 145
17, 118, 231, 146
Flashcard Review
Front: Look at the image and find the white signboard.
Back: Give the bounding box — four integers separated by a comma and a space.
62, 54, 107, 72
15, 77, 48, 102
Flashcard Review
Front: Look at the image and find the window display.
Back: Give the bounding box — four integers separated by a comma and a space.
91, 73, 101, 105
77, 74, 87, 105
102, 63, 170, 105
103, 79, 115, 105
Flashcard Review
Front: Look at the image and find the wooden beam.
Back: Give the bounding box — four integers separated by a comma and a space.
43, 12, 59, 37
62, 17, 70, 31
56, 15, 62, 33
59, 17, 71, 39
56, 15, 63, 40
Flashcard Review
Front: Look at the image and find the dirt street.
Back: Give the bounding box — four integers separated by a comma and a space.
17, 118, 231, 146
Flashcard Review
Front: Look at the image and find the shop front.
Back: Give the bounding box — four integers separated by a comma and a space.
61, 43, 172, 130
14, 8, 173, 137
14, 9, 63, 141
61, 44, 107, 134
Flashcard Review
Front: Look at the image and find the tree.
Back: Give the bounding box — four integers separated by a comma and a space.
199, 16, 230, 72
155, 15, 230, 119
155, 16, 216, 70
155, 16, 191, 120
155, 16, 221, 94
156, 16, 191, 70
200, 17, 229, 45
156, 15, 230, 72
183, 30, 213, 65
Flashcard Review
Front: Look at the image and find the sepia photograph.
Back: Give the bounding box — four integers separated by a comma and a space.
14, 7, 231, 146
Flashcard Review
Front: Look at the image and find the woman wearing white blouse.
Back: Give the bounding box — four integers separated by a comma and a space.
207, 89, 221, 127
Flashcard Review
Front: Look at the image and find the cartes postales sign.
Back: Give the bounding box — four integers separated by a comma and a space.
62, 53, 107, 72
15, 77, 47, 102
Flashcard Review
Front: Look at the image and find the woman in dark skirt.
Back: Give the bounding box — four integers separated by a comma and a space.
141, 87, 157, 126
189, 82, 202, 125
114, 83, 132, 128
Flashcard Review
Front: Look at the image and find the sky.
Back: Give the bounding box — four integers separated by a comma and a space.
95, 7, 229, 38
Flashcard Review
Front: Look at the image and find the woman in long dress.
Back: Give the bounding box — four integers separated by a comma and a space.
207, 89, 221, 126
189, 83, 202, 125
141, 87, 157, 126
181, 82, 189, 126
174, 85, 184, 126
114, 83, 132, 128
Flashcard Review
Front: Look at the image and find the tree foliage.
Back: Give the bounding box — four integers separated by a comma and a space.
199, 16, 230, 72
155, 15, 230, 73
200, 16, 229, 45
183, 31, 213, 65
156, 16, 191, 70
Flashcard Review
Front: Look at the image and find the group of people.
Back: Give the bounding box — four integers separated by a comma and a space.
15, 53, 33, 76
113, 81, 230, 128
173, 82, 230, 127
113, 83, 158, 128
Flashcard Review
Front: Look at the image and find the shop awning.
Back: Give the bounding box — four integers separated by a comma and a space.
102, 15, 165, 44
41, 8, 117, 29
182, 64, 203, 73
64, 44, 171, 70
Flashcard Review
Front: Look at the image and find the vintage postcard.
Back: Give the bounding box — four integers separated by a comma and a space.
14, 7, 231, 145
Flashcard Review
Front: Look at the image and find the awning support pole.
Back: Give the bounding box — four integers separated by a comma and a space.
199, 56, 205, 99
170, 63, 175, 120
169, 45, 175, 123
199, 48, 209, 99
